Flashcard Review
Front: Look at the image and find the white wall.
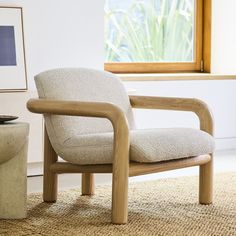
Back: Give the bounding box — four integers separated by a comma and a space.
0, 0, 236, 164
0, 0, 104, 89
211, 0, 236, 74
0, 0, 104, 162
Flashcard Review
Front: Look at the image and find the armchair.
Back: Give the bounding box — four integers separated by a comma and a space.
27, 68, 214, 224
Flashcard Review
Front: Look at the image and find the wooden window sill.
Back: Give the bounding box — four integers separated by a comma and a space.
119, 73, 236, 81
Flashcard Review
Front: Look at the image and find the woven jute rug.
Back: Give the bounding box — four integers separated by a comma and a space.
1, 172, 236, 236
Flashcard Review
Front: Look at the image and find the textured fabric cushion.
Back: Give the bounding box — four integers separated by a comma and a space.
34, 68, 215, 165
59, 128, 215, 165
34, 68, 135, 154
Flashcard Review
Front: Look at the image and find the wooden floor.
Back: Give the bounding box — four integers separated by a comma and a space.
28, 150, 236, 194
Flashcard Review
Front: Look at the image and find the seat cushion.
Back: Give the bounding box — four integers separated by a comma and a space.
58, 128, 215, 165
130, 128, 214, 163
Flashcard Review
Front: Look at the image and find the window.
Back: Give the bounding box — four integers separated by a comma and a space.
104, 0, 211, 73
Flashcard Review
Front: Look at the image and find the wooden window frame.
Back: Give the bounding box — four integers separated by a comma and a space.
104, 0, 211, 74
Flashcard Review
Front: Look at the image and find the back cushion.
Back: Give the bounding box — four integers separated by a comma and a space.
35, 68, 135, 148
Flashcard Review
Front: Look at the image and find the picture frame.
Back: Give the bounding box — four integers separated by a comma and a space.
0, 6, 27, 91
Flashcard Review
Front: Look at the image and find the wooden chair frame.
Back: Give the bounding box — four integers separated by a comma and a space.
27, 95, 214, 224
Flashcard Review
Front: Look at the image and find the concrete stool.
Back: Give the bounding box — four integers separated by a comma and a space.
0, 122, 29, 219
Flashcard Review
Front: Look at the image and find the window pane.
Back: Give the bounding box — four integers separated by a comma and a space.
105, 0, 195, 63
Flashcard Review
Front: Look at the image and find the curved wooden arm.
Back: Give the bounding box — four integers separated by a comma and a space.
27, 98, 130, 223
130, 95, 214, 205
27, 98, 130, 156
129, 95, 214, 135
27, 99, 124, 121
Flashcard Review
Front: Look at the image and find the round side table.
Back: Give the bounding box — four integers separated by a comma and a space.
0, 122, 29, 219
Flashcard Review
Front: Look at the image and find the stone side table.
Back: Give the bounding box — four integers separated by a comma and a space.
0, 122, 29, 219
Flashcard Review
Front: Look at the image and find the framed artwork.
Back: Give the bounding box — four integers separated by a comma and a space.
0, 7, 27, 91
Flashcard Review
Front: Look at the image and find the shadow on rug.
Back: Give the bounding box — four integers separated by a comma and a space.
1, 172, 236, 236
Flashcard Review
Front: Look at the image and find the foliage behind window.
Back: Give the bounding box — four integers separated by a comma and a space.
105, 0, 194, 63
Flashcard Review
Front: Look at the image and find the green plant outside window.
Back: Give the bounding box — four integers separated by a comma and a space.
105, 0, 195, 63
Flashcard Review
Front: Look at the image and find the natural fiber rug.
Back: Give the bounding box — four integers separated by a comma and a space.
1, 172, 236, 236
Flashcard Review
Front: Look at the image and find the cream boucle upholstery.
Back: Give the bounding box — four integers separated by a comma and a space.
35, 68, 215, 165
35, 68, 135, 157
61, 128, 214, 164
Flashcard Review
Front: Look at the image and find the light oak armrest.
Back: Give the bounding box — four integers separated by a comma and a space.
27, 98, 130, 222
27, 98, 130, 148
27, 97, 130, 169
27, 99, 127, 124
129, 95, 214, 135
27, 98, 130, 143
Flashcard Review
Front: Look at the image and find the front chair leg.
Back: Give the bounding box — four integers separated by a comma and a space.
112, 171, 128, 224
43, 127, 58, 203
199, 155, 213, 204
111, 116, 129, 224
82, 173, 95, 195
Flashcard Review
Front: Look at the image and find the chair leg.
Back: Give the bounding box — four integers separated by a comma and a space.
111, 170, 128, 224
199, 155, 213, 204
82, 173, 95, 195
43, 127, 58, 203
